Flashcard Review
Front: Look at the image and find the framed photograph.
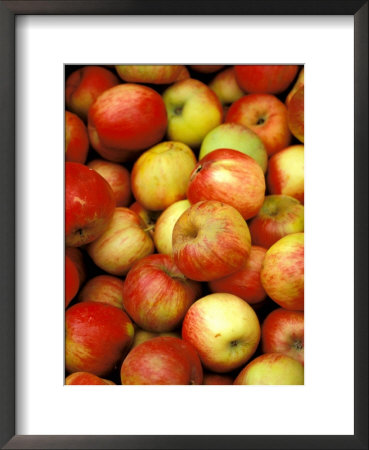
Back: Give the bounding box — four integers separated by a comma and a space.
0, 1, 367, 449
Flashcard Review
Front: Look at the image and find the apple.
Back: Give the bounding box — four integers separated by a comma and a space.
65, 247, 86, 285
65, 111, 89, 164
78, 274, 125, 309
234, 353, 304, 385
65, 162, 115, 247
120, 336, 203, 385
154, 199, 191, 255
287, 85, 304, 143
175, 65, 190, 81
172, 200, 251, 281
65, 255, 80, 308
162, 78, 223, 148
131, 141, 197, 211
225, 94, 291, 156
286, 67, 304, 106
65, 372, 115, 385
208, 246, 267, 306
129, 201, 160, 237
65, 65, 119, 121
115, 65, 183, 84
248, 195, 304, 249
234, 65, 299, 94
87, 159, 132, 207
190, 65, 224, 73
187, 148, 265, 220
87, 207, 154, 276
267, 145, 304, 204
261, 232, 304, 311
131, 328, 181, 350
209, 67, 245, 110
65, 301, 134, 376
262, 308, 304, 365
88, 83, 167, 162
203, 373, 234, 385
198, 123, 267, 173
123, 254, 201, 332
182, 293, 261, 372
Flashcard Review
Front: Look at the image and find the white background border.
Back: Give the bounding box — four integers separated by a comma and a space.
16, 15, 354, 435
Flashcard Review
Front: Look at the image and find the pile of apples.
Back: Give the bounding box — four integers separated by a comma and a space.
65, 64, 304, 386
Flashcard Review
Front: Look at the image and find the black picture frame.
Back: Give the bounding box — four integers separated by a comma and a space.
0, 1, 367, 449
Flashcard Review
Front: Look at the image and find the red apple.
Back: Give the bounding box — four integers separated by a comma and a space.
88, 83, 167, 162
287, 85, 304, 143
78, 275, 125, 309
115, 65, 183, 84
172, 200, 251, 281
65, 247, 86, 285
65, 111, 89, 164
65, 162, 115, 247
262, 308, 304, 365
131, 141, 197, 211
208, 246, 267, 305
86, 207, 154, 276
187, 148, 265, 220
182, 293, 261, 372
65, 255, 80, 308
65, 372, 115, 385
203, 373, 234, 385
261, 232, 304, 311
65, 301, 134, 376
248, 195, 304, 249
286, 67, 304, 106
65, 65, 119, 121
120, 336, 203, 385
123, 254, 201, 332
225, 94, 291, 156
234, 353, 304, 385
87, 159, 131, 207
267, 145, 304, 204
234, 65, 299, 94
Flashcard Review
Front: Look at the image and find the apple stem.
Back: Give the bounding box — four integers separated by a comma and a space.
143, 224, 155, 233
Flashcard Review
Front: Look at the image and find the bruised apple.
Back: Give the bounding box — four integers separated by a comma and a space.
120, 336, 203, 385
65, 162, 115, 247
172, 201, 251, 281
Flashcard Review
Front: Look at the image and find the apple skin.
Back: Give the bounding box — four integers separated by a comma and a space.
87, 159, 132, 207
129, 202, 160, 238
225, 94, 291, 157
123, 254, 201, 332
182, 293, 261, 373
248, 195, 304, 249
172, 200, 251, 282
187, 148, 265, 220
262, 308, 304, 365
65, 66, 119, 121
115, 65, 183, 84
120, 336, 203, 385
65, 162, 115, 247
234, 353, 304, 385
131, 141, 197, 211
65, 247, 86, 285
65, 255, 80, 308
131, 328, 181, 350
87, 207, 155, 276
199, 123, 267, 173
208, 246, 267, 306
154, 199, 191, 255
234, 65, 299, 94
203, 373, 234, 385
190, 65, 224, 73
88, 83, 168, 162
163, 78, 223, 148
78, 275, 125, 309
65, 301, 134, 377
65, 111, 89, 164
209, 67, 245, 108
261, 232, 304, 311
287, 85, 304, 143
65, 372, 115, 385
267, 145, 304, 204
286, 67, 304, 106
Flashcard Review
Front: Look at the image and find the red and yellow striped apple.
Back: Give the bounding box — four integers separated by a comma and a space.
65, 372, 115, 385
78, 275, 125, 309
65, 111, 89, 164
115, 65, 183, 84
